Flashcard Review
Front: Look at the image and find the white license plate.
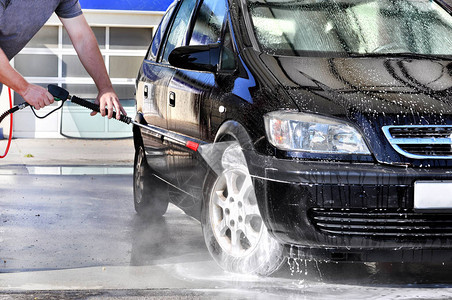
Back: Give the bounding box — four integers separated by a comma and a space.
414, 181, 452, 210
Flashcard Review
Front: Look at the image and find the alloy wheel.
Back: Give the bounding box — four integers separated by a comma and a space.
210, 166, 263, 258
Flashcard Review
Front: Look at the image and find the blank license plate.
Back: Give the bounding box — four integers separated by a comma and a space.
414, 181, 452, 210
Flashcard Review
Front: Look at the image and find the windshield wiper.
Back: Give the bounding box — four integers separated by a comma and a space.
348, 52, 451, 61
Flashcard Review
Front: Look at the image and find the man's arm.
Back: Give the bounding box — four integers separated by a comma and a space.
0, 48, 54, 110
59, 15, 126, 119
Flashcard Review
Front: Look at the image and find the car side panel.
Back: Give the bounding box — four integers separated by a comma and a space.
137, 60, 175, 182
166, 69, 214, 213
167, 69, 214, 139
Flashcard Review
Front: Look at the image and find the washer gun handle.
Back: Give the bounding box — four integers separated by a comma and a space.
47, 85, 132, 124
48, 84, 70, 102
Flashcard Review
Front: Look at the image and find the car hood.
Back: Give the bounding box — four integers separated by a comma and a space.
259, 54, 452, 165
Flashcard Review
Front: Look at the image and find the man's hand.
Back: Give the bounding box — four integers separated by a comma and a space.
0, 49, 54, 110
22, 84, 54, 110
90, 88, 127, 120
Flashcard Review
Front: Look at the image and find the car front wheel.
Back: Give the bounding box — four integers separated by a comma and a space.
201, 143, 284, 276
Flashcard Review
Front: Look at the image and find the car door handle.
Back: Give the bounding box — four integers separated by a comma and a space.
169, 91, 176, 107
144, 85, 149, 99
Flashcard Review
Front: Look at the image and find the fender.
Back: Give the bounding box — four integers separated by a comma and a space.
214, 120, 255, 151
132, 112, 147, 151
211, 119, 283, 243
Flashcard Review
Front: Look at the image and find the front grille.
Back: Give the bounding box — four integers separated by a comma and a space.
310, 208, 452, 238
389, 126, 452, 138
383, 125, 452, 159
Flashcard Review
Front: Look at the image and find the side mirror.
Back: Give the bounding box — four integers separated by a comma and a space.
168, 43, 220, 72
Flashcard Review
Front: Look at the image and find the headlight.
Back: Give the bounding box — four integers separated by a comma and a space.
264, 111, 370, 154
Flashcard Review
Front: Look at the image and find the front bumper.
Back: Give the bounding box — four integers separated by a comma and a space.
245, 150, 452, 262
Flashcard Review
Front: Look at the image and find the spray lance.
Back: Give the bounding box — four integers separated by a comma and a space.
0, 85, 203, 155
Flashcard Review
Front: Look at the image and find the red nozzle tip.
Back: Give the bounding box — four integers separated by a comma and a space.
186, 141, 199, 151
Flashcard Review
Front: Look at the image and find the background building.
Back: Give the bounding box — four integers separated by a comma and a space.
0, 0, 172, 139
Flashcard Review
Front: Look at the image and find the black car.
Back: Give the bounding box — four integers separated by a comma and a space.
133, 0, 452, 275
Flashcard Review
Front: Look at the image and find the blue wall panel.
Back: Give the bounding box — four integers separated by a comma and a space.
79, 0, 173, 11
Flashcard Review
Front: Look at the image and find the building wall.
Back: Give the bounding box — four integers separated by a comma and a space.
9, 4, 168, 139
79, 0, 173, 11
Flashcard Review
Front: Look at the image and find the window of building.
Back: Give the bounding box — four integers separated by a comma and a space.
13, 24, 154, 138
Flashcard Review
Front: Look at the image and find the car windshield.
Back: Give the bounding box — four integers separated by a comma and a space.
247, 0, 452, 57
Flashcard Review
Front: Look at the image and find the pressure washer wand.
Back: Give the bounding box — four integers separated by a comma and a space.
47, 85, 201, 151
0, 85, 201, 159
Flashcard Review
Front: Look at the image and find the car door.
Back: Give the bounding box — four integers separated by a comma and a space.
165, 0, 228, 211
137, 0, 198, 182
136, 2, 177, 181
166, 0, 227, 139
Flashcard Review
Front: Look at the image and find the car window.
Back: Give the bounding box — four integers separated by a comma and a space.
220, 24, 236, 71
248, 0, 452, 56
161, 0, 197, 63
146, 3, 177, 61
189, 0, 227, 46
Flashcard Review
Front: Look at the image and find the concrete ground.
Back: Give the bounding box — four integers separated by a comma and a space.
0, 138, 135, 167
0, 139, 308, 299
2, 139, 452, 299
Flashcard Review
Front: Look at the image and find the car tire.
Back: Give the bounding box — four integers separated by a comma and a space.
201, 142, 285, 276
133, 145, 169, 218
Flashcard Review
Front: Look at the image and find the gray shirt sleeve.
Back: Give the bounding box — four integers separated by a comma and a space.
55, 0, 83, 18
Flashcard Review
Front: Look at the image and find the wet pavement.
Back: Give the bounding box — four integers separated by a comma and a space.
1, 139, 452, 299
0, 138, 134, 167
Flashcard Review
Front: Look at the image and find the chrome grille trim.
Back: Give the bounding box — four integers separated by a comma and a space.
382, 125, 452, 159
310, 208, 452, 238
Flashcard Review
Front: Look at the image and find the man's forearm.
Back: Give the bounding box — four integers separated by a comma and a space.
60, 15, 126, 119
61, 16, 113, 93
0, 48, 29, 95
75, 36, 113, 92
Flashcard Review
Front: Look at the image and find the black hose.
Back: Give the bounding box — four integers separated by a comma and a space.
0, 103, 28, 124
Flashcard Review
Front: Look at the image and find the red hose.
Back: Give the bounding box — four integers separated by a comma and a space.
0, 87, 13, 158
